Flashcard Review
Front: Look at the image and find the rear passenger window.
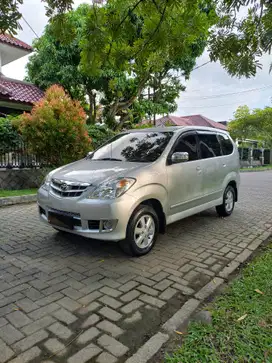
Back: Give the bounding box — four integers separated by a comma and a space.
173, 134, 198, 161
198, 133, 222, 159
218, 134, 234, 155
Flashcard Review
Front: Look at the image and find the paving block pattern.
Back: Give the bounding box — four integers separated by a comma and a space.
0, 172, 271, 362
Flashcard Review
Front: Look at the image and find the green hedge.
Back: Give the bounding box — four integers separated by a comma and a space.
87, 124, 116, 149
0, 117, 116, 157
0, 116, 22, 152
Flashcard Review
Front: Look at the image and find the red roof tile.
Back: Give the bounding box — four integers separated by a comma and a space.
183, 114, 227, 130
156, 114, 227, 130
0, 83, 11, 96
156, 115, 193, 127
0, 33, 32, 51
0, 76, 44, 104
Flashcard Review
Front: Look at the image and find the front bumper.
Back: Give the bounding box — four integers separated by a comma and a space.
38, 187, 137, 241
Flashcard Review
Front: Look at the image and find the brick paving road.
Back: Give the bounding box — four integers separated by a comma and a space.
0, 172, 271, 363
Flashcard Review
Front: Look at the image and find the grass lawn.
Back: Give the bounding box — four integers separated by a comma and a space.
0, 188, 38, 197
241, 164, 272, 172
166, 243, 272, 363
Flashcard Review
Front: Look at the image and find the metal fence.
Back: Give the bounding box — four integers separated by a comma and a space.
1, 141, 270, 169
0, 140, 49, 169
238, 147, 271, 167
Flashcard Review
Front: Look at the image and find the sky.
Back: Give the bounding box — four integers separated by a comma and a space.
2, 0, 272, 122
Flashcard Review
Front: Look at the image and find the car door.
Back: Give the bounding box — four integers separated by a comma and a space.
197, 131, 223, 202
166, 132, 203, 216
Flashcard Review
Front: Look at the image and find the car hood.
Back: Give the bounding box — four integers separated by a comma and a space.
51, 159, 145, 185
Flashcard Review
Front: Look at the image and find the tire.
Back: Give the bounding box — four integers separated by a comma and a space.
119, 205, 159, 256
216, 185, 235, 217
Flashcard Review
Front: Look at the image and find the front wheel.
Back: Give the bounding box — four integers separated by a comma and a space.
216, 185, 235, 217
119, 205, 159, 256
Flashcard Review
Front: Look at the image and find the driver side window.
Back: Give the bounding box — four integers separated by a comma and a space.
173, 134, 198, 161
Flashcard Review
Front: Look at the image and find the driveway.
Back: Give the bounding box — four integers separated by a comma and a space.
0, 172, 271, 363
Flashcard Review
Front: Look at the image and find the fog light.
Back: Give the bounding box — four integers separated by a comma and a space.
102, 219, 117, 232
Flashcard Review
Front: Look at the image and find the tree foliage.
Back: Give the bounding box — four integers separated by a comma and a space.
125, 73, 185, 126
0, 0, 73, 34
17, 85, 91, 166
87, 124, 116, 149
26, 1, 211, 128
229, 105, 272, 147
0, 116, 22, 152
26, 4, 101, 123
209, 0, 272, 77
1, 0, 271, 78
66, 0, 215, 125
0, 0, 23, 36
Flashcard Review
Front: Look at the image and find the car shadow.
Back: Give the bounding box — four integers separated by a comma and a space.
49, 208, 220, 260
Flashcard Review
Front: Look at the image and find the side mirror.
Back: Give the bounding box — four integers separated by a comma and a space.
171, 152, 189, 164
86, 151, 94, 159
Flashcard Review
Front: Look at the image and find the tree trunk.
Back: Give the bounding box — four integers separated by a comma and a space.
152, 71, 165, 126
87, 91, 95, 124
93, 93, 97, 123
107, 101, 119, 128
118, 113, 130, 130
108, 74, 149, 126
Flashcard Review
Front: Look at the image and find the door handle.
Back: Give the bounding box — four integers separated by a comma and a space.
196, 166, 202, 174
223, 164, 227, 168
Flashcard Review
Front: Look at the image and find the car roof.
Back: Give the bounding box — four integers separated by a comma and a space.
125, 126, 229, 134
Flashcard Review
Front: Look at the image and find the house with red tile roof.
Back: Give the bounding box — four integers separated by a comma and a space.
155, 114, 227, 130
0, 34, 44, 116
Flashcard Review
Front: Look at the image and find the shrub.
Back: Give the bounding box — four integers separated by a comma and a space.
132, 121, 174, 129
0, 116, 22, 152
132, 122, 155, 129
18, 85, 91, 166
87, 124, 116, 149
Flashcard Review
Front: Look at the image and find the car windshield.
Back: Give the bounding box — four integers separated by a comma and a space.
90, 131, 173, 163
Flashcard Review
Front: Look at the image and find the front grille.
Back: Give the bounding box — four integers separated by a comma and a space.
88, 220, 100, 230
49, 208, 80, 218
51, 178, 90, 198
48, 211, 82, 229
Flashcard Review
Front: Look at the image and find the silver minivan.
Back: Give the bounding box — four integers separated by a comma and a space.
38, 126, 240, 256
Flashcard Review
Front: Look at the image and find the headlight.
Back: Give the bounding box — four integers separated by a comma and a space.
87, 178, 136, 200
41, 173, 52, 191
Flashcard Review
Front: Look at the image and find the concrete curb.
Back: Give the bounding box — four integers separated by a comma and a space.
0, 194, 37, 207
125, 231, 271, 363
125, 332, 169, 363
194, 278, 224, 301
162, 299, 200, 333
240, 168, 272, 173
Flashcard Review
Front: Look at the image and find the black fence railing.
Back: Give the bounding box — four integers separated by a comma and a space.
238, 147, 271, 166
0, 140, 50, 169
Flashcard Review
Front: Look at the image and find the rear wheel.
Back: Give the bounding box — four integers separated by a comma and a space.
119, 205, 159, 256
216, 185, 235, 217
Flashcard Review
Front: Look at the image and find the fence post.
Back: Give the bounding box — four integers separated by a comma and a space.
249, 147, 253, 167
0, 139, 49, 169
260, 148, 264, 166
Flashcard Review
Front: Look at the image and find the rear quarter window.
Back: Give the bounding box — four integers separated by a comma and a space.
198, 133, 222, 159
217, 134, 234, 155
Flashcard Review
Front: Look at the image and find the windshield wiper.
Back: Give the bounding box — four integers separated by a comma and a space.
96, 158, 123, 161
